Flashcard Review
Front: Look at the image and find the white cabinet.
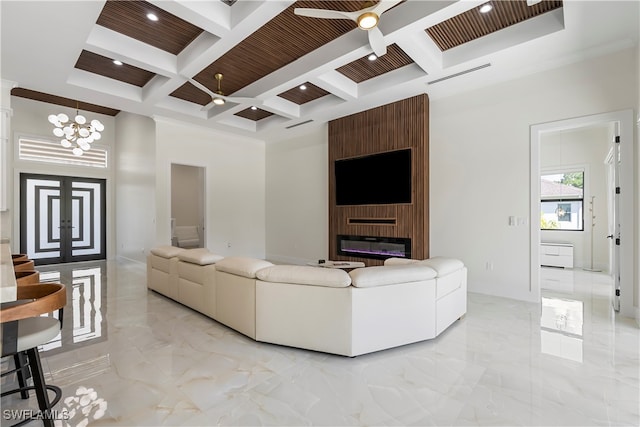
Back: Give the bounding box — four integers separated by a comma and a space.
540, 242, 574, 268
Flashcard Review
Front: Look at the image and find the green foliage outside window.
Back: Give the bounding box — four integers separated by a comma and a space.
560, 172, 583, 190
541, 212, 558, 229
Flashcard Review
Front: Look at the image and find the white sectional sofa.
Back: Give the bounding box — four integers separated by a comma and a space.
147, 248, 467, 357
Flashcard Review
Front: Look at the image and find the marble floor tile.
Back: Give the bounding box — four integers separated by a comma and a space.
1, 261, 638, 426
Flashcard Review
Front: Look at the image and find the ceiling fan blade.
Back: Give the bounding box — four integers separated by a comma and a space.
188, 78, 216, 97
372, 0, 403, 16
200, 100, 216, 111
368, 27, 387, 57
294, 8, 358, 22
222, 95, 263, 105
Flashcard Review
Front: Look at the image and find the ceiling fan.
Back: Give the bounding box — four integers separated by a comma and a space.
187, 73, 262, 111
294, 0, 402, 57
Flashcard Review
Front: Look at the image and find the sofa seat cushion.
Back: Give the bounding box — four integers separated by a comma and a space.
419, 257, 464, 277
150, 245, 185, 259
256, 265, 351, 288
177, 248, 223, 265
215, 257, 274, 279
350, 264, 437, 288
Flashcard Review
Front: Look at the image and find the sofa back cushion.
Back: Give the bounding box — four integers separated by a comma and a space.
215, 257, 274, 279
177, 248, 223, 265
150, 245, 185, 259
383, 257, 419, 266
350, 264, 437, 288
256, 265, 351, 288
418, 257, 464, 277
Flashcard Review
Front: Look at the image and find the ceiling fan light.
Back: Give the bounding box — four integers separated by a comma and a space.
213, 97, 225, 106
357, 12, 379, 30
368, 54, 377, 61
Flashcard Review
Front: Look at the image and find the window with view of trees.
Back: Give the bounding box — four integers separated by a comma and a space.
540, 171, 584, 231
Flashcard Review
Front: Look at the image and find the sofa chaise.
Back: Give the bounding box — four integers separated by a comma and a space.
147, 247, 466, 357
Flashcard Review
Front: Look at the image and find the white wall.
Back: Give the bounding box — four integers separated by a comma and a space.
154, 119, 266, 259
114, 112, 156, 263
430, 47, 637, 302
8, 96, 117, 257
540, 125, 610, 271
636, 17, 640, 324
265, 125, 328, 264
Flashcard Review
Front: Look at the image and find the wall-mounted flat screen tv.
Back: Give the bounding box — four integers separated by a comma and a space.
335, 148, 412, 206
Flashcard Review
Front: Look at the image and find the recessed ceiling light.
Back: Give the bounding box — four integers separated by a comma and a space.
368, 54, 377, 61
479, 3, 492, 13
299, 84, 307, 90
250, 106, 258, 110
113, 60, 123, 66
146, 13, 158, 21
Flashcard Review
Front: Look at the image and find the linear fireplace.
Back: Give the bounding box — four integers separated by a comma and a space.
337, 235, 411, 260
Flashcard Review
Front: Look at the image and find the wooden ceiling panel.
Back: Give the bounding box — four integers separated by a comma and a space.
336, 44, 414, 83
426, 0, 563, 51
75, 50, 156, 87
96, 0, 204, 55
170, 82, 212, 106
190, 1, 363, 98
278, 82, 330, 105
11, 88, 120, 116
235, 107, 274, 121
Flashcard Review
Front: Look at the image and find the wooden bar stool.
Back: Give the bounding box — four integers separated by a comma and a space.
15, 271, 40, 286
12, 260, 35, 272
1, 283, 66, 427
12, 254, 28, 263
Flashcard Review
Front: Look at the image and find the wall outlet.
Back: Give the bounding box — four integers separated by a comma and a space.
227, 242, 231, 248
485, 261, 494, 271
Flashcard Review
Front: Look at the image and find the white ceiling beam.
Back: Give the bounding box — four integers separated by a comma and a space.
443, 8, 565, 68
67, 69, 142, 102
86, 26, 177, 76
261, 97, 300, 120
395, 32, 443, 76
150, 0, 232, 35
311, 72, 359, 101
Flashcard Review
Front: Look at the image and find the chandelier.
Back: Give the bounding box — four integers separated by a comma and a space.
48, 105, 104, 156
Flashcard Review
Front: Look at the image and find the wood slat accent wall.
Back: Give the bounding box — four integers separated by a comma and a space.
328, 94, 429, 266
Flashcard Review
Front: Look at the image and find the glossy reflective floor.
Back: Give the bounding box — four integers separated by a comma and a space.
2, 260, 639, 426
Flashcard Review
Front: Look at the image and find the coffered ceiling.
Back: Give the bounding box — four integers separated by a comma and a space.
1, 1, 638, 140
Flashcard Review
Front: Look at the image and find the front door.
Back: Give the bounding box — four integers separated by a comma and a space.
20, 173, 106, 265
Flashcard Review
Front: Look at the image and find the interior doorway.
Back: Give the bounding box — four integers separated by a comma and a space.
170, 163, 205, 249
530, 110, 634, 318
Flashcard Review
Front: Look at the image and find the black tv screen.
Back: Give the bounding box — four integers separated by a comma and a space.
335, 149, 412, 206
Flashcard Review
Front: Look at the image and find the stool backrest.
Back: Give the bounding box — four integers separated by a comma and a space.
0, 283, 66, 323
15, 270, 40, 286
